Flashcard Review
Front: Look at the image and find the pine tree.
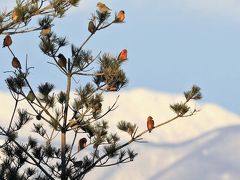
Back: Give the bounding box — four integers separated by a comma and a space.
0, 1, 202, 179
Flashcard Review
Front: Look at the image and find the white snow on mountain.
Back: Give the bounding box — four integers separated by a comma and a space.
0, 88, 240, 180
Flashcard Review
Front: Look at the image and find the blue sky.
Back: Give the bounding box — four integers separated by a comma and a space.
1, 0, 240, 114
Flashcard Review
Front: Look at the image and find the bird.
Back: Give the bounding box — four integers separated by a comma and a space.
68, 120, 79, 129
147, 116, 154, 133
3, 34, 12, 47
107, 83, 118, 91
97, 2, 111, 13
40, 24, 51, 36
88, 21, 96, 34
57, 53, 67, 69
26, 91, 35, 103
78, 138, 87, 151
117, 49, 128, 62
92, 102, 102, 114
12, 57, 21, 69
116, 10, 125, 22
12, 9, 18, 22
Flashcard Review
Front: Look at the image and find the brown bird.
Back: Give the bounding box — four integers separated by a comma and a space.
3, 34, 12, 47
147, 116, 154, 133
57, 53, 67, 69
26, 91, 35, 103
107, 83, 118, 91
117, 49, 128, 62
88, 21, 96, 34
78, 138, 87, 152
116, 10, 125, 22
40, 24, 51, 36
97, 2, 111, 13
12, 57, 21, 69
68, 120, 79, 129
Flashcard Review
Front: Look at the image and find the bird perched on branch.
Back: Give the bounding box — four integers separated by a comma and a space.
97, 2, 111, 13
107, 82, 118, 91
88, 20, 96, 34
117, 49, 128, 62
12, 9, 18, 22
12, 57, 21, 69
57, 53, 67, 69
147, 116, 154, 133
116, 10, 125, 22
78, 138, 87, 151
26, 91, 35, 103
68, 120, 79, 129
40, 24, 52, 36
3, 34, 12, 47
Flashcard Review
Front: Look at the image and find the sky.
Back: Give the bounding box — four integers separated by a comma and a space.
1, 0, 240, 114
1, 1, 240, 178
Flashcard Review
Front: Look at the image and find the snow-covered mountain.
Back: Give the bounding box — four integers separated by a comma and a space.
89, 125, 240, 180
1, 89, 240, 180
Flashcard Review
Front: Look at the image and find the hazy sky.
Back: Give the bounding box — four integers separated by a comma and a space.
1, 0, 240, 114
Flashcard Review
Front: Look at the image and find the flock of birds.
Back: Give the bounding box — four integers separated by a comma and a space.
2, 2, 128, 70
2, 2, 155, 150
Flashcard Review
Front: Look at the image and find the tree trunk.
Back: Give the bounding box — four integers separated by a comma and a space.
61, 74, 72, 180
61, 130, 67, 180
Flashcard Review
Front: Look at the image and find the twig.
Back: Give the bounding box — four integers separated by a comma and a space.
7, 95, 19, 132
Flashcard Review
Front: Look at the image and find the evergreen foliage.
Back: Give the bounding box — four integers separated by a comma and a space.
0, 1, 202, 179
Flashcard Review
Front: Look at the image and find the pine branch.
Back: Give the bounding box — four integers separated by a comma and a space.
5, 45, 60, 128
0, 0, 80, 35
0, 126, 54, 180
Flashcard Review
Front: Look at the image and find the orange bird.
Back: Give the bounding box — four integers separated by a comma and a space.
12, 9, 18, 21
57, 53, 67, 69
116, 10, 125, 22
147, 116, 154, 133
12, 57, 21, 69
117, 49, 128, 62
3, 34, 12, 47
78, 138, 87, 152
